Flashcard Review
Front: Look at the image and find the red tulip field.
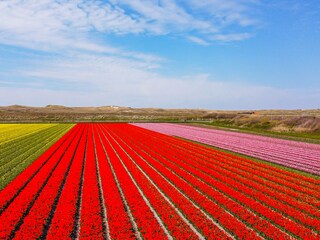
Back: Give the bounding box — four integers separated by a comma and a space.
132, 123, 320, 175
0, 123, 319, 239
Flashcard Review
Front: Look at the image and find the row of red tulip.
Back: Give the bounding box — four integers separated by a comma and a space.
13, 125, 85, 239
133, 123, 320, 174
134, 125, 320, 203
116, 124, 319, 239
155, 126, 319, 236
171, 133, 318, 191
0, 124, 83, 239
93, 125, 136, 239
0, 123, 78, 211
46, 126, 88, 239
135, 124, 319, 188
149, 130, 320, 224
78, 125, 105, 239
98, 125, 169, 239
115, 125, 289, 238
1, 123, 319, 239
105, 124, 264, 239
100, 124, 229, 239
113, 125, 292, 239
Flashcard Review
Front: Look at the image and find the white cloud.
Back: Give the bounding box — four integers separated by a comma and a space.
0, 0, 258, 50
2, 77, 319, 110
110, 0, 217, 34
186, 36, 210, 46
0, 0, 158, 62
0, 0, 270, 109
2, 54, 319, 109
186, 0, 260, 27
211, 33, 252, 42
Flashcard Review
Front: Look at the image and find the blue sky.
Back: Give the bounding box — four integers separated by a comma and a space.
0, 0, 319, 109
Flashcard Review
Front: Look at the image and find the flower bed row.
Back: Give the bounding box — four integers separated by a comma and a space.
134, 126, 320, 216
100, 124, 228, 239
112, 124, 319, 238
0, 124, 78, 212
132, 123, 320, 175
0, 124, 83, 239
133, 124, 319, 192
46, 125, 87, 239
1, 123, 318, 239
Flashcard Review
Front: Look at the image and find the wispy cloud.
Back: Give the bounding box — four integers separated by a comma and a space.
186, 36, 210, 46
0, 0, 159, 63
211, 33, 252, 42
3, 52, 319, 110
0, 0, 259, 50
186, 0, 260, 27
0, 0, 277, 109
110, 0, 217, 34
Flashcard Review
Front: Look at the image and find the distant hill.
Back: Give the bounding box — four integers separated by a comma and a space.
0, 105, 319, 133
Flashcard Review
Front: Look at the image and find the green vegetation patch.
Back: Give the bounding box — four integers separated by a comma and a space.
0, 124, 74, 190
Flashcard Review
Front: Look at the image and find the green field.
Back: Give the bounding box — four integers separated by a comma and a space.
0, 124, 74, 189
